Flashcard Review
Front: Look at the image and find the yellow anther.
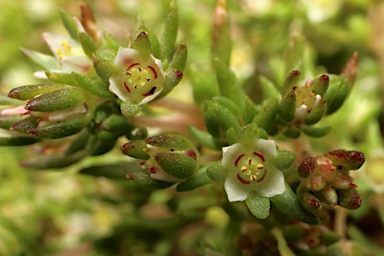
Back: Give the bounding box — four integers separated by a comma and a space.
250, 175, 257, 181
257, 163, 263, 169
241, 166, 247, 172
248, 158, 254, 165
140, 82, 146, 86
143, 69, 148, 75
312, 183, 318, 189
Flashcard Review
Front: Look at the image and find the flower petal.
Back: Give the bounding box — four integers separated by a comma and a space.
253, 139, 278, 158
222, 143, 248, 171
224, 173, 254, 202
253, 163, 285, 197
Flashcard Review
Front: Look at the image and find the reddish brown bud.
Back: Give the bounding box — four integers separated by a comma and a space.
325, 149, 365, 170
341, 52, 358, 85
297, 156, 317, 178
337, 188, 362, 210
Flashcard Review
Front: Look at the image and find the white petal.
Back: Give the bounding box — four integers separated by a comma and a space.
222, 143, 248, 170
139, 89, 163, 105
254, 164, 285, 197
114, 47, 141, 66
253, 139, 278, 158
224, 174, 253, 202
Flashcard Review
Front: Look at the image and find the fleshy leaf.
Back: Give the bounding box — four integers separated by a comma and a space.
160, 0, 178, 60
245, 191, 271, 219
270, 183, 320, 224
176, 167, 212, 192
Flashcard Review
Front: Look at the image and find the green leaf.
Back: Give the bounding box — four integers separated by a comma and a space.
274, 150, 296, 170
145, 134, 193, 150
176, 166, 213, 192
132, 31, 152, 55
324, 75, 350, 115
154, 152, 198, 179
8, 84, 66, 100
304, 99, 327, 125
21, 151, 85, 169
86, 133, 117, 156
120, 101, 143, 117
11, 116, 39, 133
20, 48, 58, 70
189, 125, 220, 150
260, 75, 281, 100
71, 72, 114, 98
160, 0, 178, 59
206, 161, 228, 182
59, 8, 79, 41
270, 183, 320, 224
252, 98, 279, 134
0, 134, 40, 146
79, 32, 98, 58
25, 87, 88, 112
281, 70, 301, 96
65, 131, 90, 156
237, 124, 268, 146
214, 58, 245, 114
121, 140, 150, 160
189, 66, 219, 106
139, 25, 161, 59
28, 117, 90, 139
301, 125, 331, 137
311, 74, 330, 96
169, 41, 187, 72
127, 171, 174, 189
94, 59, 116, 83
212, 0, 231, 65
79, 162, 142, 179
278, 91, 296, 123
204, 96, 241, 139
245, 191, 270, 219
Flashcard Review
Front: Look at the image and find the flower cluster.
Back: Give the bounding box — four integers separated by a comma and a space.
296, 149, 365, 213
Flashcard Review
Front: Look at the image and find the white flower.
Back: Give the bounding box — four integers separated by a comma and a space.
109, 47, 165, 105
41, 32, 93, 75
222, 139, 285, 202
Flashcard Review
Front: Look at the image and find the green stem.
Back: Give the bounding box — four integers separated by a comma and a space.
270, 182, 320, 224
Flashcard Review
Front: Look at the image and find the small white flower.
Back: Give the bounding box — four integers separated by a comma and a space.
109, 47, 165, 105
42, 32, 93, 75
222, 139, 285, 202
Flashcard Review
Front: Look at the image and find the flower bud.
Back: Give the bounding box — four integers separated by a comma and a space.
337, 188, 362, 210
324, 149, 365, 170
297, 188, 322, 214
297, 156, 317, 178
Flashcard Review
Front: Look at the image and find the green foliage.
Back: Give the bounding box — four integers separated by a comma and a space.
0, 0, 383, 255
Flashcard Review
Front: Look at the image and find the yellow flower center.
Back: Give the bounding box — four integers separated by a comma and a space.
234, 152, 267, 184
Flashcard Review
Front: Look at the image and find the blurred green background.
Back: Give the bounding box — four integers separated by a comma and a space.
1, 0, 384, 255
